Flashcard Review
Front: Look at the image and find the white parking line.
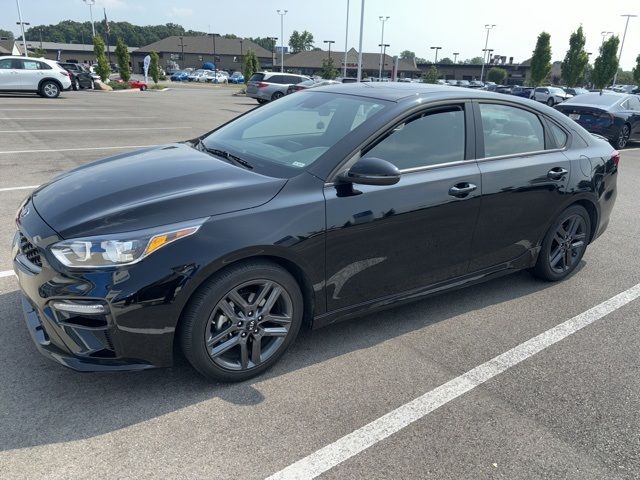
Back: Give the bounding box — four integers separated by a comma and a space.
266, 282, 640, 480
0, 126, 192, 133
0, 270, 15, 279
0, 185, 38, 192
0, 145, 154, 154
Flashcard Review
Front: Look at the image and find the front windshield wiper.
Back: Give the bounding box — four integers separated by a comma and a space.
193, 139, 253, 170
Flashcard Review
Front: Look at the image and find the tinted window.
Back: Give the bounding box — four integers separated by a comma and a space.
20, 60, 50, 70
249, 73, 265, 82
628, 96, 640, 111
480, 104, 545, 157
0, 58, 14, 69
548, 122, 568, 147
365, 107, 465, 170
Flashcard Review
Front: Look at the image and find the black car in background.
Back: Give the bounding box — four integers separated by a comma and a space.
57, 62, 94, 90
511, 86, 535, 98
13, 84, 618, 382
556, 92, 640, 149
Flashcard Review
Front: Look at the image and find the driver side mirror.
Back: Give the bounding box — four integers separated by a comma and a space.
338, 157, 401, 186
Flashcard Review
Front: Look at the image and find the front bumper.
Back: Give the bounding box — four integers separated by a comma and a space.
13, 200, 196, 372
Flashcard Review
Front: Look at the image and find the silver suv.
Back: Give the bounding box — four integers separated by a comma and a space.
246, 72, 312, 103
0, 56, 72, 98
530, 86, 573, 106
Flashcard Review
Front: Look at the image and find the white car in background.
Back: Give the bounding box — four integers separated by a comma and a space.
530, 86, 573, 106
0, 56, 72, 98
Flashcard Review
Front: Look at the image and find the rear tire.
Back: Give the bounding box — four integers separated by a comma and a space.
532, 205, 591, 282
257, 99, 268, 104
73, 78, 80, 91
271, 91, 284, 101
614, 124, 631, 149
180, 261, 303, 382
40, 81, 61, 99
546, 97, 555, 106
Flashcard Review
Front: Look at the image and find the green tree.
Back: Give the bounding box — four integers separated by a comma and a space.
249, 37, 277, 52
633, 54, 640, 86
149, 51, 160, 84
0, 29, 14, 40
422, 65, 439, 84
465, 56, 485, 65
400, 50, 415, 60
115, 38, 131, 82
439, 57, 454, 65
615, 69, 634, 84
29, 47, 47, 57
243, 49, 260, 84
321, 57, 337, 79
529, 32, 552, 86
288, 30, 314, 53
581, 62, 593, 86
592, 36, 620, 89
487, 67, 508, 84
561, 26, 589, 87
93, 35, 111, 82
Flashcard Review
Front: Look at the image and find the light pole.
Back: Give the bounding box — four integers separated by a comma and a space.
207, 33, 218, 75
277, 9, 287, 72
15, 0, 29, 56
479, 24, 496, 82
357, 0, 365, 81
324, 40, 335, 59
430, 46, 442, 63
601, 31, 613, 46
83, 0, 96, 37
453, 52, 459, 64
343, 0, 350, 78
267, 36, 278, 69
378, 16, 390, 80
179, 36, 188, 67
378, 43, 389, 78
613, 14, 637, 85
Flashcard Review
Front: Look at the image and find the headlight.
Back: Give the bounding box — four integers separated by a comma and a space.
50, 218, 206, 268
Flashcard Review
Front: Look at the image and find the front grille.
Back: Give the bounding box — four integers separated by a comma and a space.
19, 232, 42, 268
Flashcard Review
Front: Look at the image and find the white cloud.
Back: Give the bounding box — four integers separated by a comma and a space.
98, 0, 127, 8
169, 7, 193, 17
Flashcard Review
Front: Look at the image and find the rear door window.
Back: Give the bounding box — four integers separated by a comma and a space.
248, 73, 265, 82
479, 103, 545, 157
0, 58, 14, 69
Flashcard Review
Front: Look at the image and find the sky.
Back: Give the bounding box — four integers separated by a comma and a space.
3, 0, 640, 70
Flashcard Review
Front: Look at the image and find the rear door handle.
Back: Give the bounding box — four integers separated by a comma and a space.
448, 182, 477, 198
547, 167, 569, 180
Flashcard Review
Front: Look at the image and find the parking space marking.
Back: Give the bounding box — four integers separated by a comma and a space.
0, 185, 38, 192
0, 270, 15, 279
267, 282, 640, 480
0, 127, 193, 134
0, 145, 154, 154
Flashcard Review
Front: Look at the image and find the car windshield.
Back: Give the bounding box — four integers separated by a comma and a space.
202, 91, 388, 176
549, 87, 564, 94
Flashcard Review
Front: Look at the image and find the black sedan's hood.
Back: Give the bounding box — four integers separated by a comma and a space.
32, 143, 286, 238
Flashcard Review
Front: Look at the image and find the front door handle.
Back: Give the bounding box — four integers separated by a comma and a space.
547, 167, 569, 180
448, 182, 477, 198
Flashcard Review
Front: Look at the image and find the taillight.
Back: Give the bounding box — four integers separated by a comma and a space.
611, 150, 620, 167
257, 82, 268, 88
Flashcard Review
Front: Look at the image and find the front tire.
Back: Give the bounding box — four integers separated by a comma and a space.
40, 81, 61, 98
532, 205, 591, 282
271, 91, 284, 101
180, 261, 303, 382
73, 78, 80, 91
546, 97, 555, 106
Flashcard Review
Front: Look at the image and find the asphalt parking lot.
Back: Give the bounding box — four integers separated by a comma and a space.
1, 87, 639, 480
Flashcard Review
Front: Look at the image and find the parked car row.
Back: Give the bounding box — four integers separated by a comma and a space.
246, 72, 312, 104
0, 55, 71, 98
170, 68, 245, 84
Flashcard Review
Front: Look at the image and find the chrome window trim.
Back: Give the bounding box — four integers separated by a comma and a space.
476, 147, 567, 163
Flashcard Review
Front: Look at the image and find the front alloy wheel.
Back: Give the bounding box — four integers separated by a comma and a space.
180, 261, 303, 382
41, 81, 60, 98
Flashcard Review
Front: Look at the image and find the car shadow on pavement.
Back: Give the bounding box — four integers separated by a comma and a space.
0, 266, 578, 452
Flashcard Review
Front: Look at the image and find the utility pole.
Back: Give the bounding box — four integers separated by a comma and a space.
479, 24, 496, 82
378, 16, 389, 80
613, 14, 637, 85
324, 40, 335, 59
15, 0, 28, 56
453, 52, 459, 64
267, 37, 278, 69
179, 36, 188, 67
343, 0, 350, 78
277, 9, 287, 72
379, 43, 390, 78
208, 33, 218, 75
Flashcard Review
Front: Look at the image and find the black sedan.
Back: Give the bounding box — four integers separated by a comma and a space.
13, 84, 618, 382
58, 62, 95, 90
556, 92, 640, 149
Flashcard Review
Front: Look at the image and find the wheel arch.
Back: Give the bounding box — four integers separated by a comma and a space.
571, 198, 599, 244
38, 77, 63, 93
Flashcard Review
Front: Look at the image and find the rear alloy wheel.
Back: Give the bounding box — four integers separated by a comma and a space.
180, 261, 303, 382
271, 91, 284, 101
73, 78, 80, 90
546, 97, 555, 106
532, 205, 591, 281
40, 81, 60, 98
615, 124, 631, 149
